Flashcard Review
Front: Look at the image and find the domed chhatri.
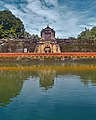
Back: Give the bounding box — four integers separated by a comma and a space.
35, 25, 61, 53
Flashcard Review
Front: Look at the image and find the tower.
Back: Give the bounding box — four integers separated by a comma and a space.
41, 25, 55, 41
34, 25, 61, 53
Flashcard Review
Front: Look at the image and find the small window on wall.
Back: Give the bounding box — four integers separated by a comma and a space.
56, 45, 59, 52
56, 48, 58, 52
24, 48, 27, 53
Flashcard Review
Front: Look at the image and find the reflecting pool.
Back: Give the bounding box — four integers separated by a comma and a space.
0, 62, 96, 120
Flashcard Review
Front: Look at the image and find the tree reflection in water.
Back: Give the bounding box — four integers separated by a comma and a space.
0, 63, 96, 106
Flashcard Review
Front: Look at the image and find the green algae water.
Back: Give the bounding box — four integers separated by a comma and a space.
0, 62, 96, 120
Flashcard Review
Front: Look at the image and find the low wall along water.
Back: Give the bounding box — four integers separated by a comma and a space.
0, 52, 96, 61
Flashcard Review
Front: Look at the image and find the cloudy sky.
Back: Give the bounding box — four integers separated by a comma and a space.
0, 0, 96, 38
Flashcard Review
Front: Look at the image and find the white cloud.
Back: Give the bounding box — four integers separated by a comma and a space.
4, 4, 17, 10
23, 0, 82, 37
1, 0, 96, 38
44, 0, 58, 7
25, 0, 59, 20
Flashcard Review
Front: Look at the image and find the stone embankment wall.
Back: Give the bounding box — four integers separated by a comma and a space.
0, 53, 96, 61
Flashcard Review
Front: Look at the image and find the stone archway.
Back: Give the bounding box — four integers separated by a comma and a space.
44, 46, 51, 53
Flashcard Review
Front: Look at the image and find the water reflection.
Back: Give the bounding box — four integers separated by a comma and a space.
0, 62, 96, 106
0, 71, 28, 106
39, 70, 56, 90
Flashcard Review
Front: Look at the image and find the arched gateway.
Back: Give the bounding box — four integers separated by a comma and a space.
35, 25, 61, 53
44, 46, 51, 53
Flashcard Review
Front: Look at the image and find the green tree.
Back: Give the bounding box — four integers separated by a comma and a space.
0, 10, 25, 39
24, 31, 31, 39
0, 24, 4, 38
78, 28, 91, 40
78, 27, 96, 40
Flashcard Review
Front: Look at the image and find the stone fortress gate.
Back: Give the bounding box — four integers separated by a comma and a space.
34, 25, 61, 53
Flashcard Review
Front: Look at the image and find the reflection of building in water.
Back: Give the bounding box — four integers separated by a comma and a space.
35, 25, 61, 53
1, 64, 96, 106
38, 70, 56, 90
0, 68, 56, 106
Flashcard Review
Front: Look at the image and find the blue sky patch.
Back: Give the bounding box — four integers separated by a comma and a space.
0, 0, 96, 38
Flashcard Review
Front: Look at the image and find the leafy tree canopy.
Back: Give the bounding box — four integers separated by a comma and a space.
78, 27, 96, 40
0, 10, 25, 39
